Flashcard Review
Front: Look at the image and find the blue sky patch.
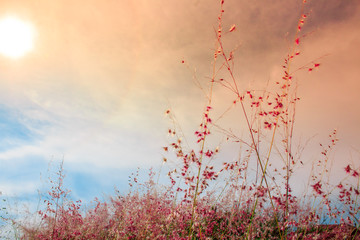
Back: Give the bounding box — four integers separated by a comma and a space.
0, 105, 39, 151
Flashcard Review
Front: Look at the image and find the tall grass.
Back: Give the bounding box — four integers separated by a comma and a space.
2, 0, 360, 239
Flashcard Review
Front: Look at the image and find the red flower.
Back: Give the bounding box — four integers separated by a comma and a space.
312, 181, 323, 195
345, 165, 352, 173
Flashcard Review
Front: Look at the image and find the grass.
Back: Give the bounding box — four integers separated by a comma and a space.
1, 0, 360, 239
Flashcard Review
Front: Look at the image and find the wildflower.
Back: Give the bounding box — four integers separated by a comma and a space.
312, 181, 323, 195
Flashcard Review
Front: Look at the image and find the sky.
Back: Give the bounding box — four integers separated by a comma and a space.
0, 0, 359, 210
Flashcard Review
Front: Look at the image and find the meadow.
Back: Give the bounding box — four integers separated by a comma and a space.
1, 0, 359, 239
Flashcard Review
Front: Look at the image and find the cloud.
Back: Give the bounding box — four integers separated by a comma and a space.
0, 181, 38, 197
0, 0, 358, 204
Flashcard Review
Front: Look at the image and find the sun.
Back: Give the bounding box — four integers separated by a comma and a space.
0, 16, 35, 59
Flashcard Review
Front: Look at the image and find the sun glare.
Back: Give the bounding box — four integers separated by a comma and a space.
0, 16, 35, 59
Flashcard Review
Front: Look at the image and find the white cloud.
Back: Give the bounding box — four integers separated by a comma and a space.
0, 181, 39, 197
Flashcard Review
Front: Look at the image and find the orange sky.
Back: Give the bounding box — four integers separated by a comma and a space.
0, 0, 359, 200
